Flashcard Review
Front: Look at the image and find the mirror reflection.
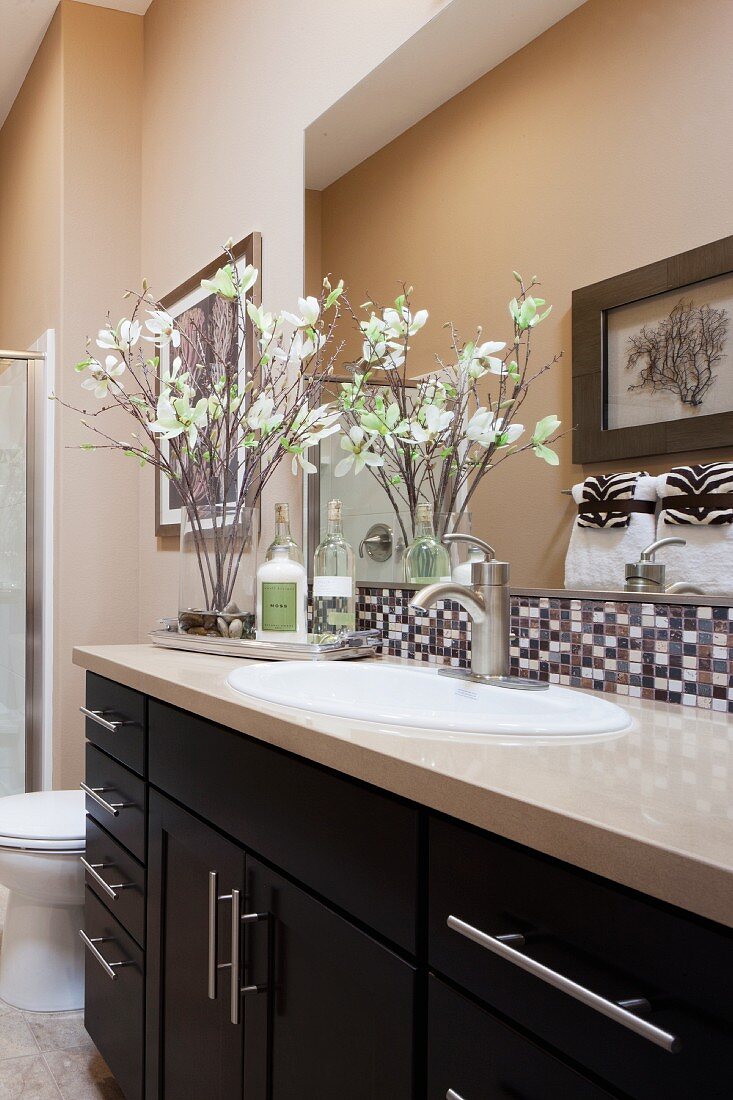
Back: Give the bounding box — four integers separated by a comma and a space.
303, 3, 733, 597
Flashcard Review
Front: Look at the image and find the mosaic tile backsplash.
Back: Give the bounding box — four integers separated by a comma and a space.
356, 587, 733, 713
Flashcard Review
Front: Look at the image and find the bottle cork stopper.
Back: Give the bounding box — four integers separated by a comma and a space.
275, 503, 289, 523
415, 501, 432, 522
327, 499, 342, 521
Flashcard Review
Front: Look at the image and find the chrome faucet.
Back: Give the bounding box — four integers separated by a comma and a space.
624, 537, 705, 595
409, 534, 547, 691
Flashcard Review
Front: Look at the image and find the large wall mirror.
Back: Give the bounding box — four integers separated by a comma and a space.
303, 0, 733, 599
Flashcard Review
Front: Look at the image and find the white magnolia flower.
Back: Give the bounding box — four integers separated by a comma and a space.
81, 355, 126, 399
360, 402, 409, 450
273, 332, 317, 369
334, 426, 384, 476
466, 408, 516, 447
461, 340, 507, 379
96, 319, 141, 352
144, 310, 181, 349
360, 313, 387, 344
382, 306, 428, 339
282, 296, 320, 328
410, 403, 454, 444
466, 408, 524, 449
160, 355, 188, 387
201, 263, 258, 300
291, 452, 317, 475
246, 302, 277, 344
246, 393, 284, 435
150, 389, 208, 447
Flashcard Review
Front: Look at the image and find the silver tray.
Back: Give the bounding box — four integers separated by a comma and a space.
149, 628, 380, 661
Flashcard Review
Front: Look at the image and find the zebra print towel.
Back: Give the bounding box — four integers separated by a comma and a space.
577, 471, 652, 529
661, 463, 733, 525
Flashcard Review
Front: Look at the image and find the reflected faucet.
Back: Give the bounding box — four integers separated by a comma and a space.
409, 535, 547, 691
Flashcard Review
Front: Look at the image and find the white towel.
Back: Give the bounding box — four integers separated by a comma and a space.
655, 475, 733, 594
564, 475, 658, 591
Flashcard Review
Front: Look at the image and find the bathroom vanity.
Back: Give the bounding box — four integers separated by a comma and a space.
74, 646, 733, 1100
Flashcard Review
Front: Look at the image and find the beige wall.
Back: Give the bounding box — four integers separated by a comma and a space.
53, 1, 143, 788
0, 9, 62, 350
0, 2, 143, 788
313, 0, 733, 587
137, 0, 451, 635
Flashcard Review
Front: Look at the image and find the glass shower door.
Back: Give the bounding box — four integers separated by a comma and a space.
0, 358, 27, 794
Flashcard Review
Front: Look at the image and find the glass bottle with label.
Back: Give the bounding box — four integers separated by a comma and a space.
404, 502, 451, 584
313, 500, 356, 635
256, 545, 307, 643
264, 502, 303, 564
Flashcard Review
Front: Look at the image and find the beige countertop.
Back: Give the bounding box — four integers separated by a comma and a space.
73, 644, 733, 928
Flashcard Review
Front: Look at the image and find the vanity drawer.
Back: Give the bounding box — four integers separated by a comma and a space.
427, 974, 614, 1099
84, 744, 147, 863
429, 816, 733, 1100
148, 701, 419, 953
82, 887, 144, 1100
84, 673, 146, 776
84, 816, 145, 947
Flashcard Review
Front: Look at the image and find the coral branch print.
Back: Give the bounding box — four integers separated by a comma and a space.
626, 299, 729, 407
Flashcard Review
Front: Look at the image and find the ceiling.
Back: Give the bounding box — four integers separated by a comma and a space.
0, 0, 152, 129
306, 0, 587, 190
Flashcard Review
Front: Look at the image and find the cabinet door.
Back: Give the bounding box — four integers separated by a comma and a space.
146, 792, 245, 1100
243, 855, 415, 1099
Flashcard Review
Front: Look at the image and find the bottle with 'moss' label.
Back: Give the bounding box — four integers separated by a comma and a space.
256, 505, 307, 643
312, 499, 355, 635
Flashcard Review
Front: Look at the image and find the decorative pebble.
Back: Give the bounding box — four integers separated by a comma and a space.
217, 617, 229, 637
224, 600, 241, 615
228, 618, 244, 639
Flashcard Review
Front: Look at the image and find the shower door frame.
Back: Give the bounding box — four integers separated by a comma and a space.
0, 349, 46, 792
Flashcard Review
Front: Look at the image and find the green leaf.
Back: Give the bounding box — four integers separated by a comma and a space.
75, 358, 93, 373
81, 443, 96, 452
533, 442, 560, 465
512, 270, 522, 283
532, 414, 561, 444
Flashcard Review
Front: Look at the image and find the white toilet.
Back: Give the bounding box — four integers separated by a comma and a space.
0, 790, 86, 1011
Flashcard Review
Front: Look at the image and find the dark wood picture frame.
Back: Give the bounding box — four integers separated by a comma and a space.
572, 234, 733, 464
154, 232, 262, 537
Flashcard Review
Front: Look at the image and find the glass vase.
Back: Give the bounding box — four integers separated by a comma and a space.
178, 504, 259, 640
401, 509, 472, 583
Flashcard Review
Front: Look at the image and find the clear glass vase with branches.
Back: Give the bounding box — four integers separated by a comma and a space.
334, 273, 564, 549
56, 243, 345, 637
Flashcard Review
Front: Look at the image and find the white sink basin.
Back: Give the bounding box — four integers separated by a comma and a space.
226, 662, 632, 741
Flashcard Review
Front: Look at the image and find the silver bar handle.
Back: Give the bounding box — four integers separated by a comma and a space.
80, 782, 132, 817
447, 1091, 466, 1100
208, 872, 218, 999
230, 888, 267, 1026
447, 916, 680, 1053
80, 857, 132, 901
79, 930, 132, 981
208, 872, 230, 999
79, 706, 124, 732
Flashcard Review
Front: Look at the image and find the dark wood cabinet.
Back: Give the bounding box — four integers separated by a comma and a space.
146, 792, 245, 1100
83, 887, 144, 1100
243, 855, 415, 1099
427, 975, 614, 1099
146, 792, 415, 1100
80, 672, 733, 1100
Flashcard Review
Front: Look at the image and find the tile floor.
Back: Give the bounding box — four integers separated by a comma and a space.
0, 886, 123, 1099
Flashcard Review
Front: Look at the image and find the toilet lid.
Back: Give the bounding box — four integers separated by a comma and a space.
0, 790, 85, 851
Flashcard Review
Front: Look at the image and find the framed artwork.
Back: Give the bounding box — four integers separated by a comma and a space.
154, 232, 262, 536
572, 234, 733, 463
